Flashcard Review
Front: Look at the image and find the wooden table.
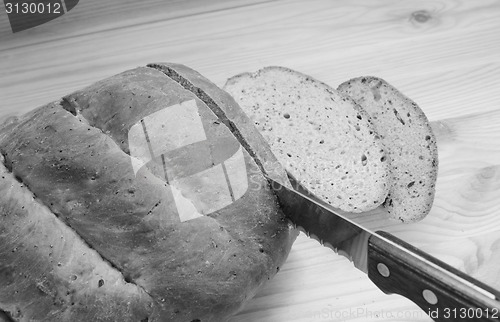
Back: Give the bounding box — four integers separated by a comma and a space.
1, 1, 500, 321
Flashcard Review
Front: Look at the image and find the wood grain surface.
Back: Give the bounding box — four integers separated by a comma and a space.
1, 0, 500, 321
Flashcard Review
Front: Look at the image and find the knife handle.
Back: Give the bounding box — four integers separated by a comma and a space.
367, 231, 500, 321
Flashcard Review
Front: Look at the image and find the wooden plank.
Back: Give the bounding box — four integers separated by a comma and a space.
0, 0, 277, 46
1, 0, 500, 121
1, 0, 500, 321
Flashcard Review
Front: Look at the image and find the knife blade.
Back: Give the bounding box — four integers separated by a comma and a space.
268, 177, 500, 322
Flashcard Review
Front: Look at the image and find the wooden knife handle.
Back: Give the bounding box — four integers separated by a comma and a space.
367, 231, 500, 321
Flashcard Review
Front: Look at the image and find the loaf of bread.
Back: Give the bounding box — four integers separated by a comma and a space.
338, 76, 438, 222
0, 64, 298, 321
223, 66, 391, 213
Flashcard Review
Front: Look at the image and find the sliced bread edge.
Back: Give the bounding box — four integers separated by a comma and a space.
338, 76, 438, 222
224, 67, 392, 213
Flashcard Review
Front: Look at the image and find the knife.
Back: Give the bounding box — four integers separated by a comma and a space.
268, 177, 500, 322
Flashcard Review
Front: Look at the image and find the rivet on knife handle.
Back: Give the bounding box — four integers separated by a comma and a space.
367, 231, 500, 321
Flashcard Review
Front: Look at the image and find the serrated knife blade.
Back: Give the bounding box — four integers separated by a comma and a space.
271, 178, 372, 272
268, 177, 500, 322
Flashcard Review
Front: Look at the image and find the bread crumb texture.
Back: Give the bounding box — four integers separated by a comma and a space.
224, 67, 390, 213
338, 77, 438, 222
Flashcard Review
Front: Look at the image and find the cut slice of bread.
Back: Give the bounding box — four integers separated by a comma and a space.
338, 77, 438, 222
224, 67, 390, 213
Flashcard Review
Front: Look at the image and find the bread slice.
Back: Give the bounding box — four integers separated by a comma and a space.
224, 67, 390, 213
338, 77, 438, 222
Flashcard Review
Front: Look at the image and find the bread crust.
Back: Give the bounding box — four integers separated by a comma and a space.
0, 153, 153, 321
0, 66, 297, 321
